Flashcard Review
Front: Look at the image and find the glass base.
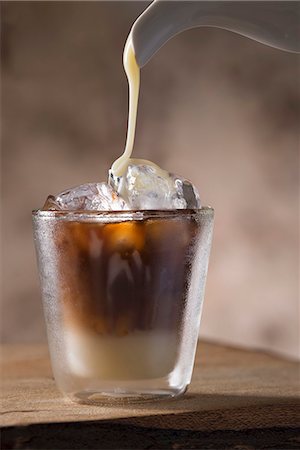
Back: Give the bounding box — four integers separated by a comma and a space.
66, 385, 188, 405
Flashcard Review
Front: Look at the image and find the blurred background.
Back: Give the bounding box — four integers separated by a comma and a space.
1, 1, 299, 359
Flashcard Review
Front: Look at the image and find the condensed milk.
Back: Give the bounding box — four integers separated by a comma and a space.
110, 37, 169, 195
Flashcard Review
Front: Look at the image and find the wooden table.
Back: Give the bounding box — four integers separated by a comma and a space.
1, 342, 299, 449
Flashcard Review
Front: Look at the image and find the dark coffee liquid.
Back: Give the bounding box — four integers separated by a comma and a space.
54, 216, 198, 337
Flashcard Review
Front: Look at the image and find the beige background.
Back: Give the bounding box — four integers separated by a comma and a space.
1, 2, 299, 358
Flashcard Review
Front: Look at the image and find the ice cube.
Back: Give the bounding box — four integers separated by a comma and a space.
44, 183, 128, 211
42, 195, 61, 210
125, 164, 176, 210
172, 176, 201, 209
110, 163, 201, 210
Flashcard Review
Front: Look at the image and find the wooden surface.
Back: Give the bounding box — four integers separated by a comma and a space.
1, 342, 299, 449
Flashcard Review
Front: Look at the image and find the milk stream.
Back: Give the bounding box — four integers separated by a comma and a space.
110, 37, 167, 181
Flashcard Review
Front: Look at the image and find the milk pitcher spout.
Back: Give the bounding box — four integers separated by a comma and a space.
131, 0, 300, 67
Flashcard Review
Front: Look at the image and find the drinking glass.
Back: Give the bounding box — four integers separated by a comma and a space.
33, 208, 214, 403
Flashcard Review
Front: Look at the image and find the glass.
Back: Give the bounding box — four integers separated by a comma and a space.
32, 208, 214, 403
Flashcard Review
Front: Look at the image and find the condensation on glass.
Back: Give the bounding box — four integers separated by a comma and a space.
33, 208, 214, 403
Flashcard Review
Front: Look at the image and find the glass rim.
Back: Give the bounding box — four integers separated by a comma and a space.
32, 207, 214, 221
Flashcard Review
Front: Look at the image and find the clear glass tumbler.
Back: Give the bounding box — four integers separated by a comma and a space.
33, 208, 214, 403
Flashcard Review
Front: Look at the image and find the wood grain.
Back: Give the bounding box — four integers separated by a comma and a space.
1, 341, 299, 434
1, 343, 300, 448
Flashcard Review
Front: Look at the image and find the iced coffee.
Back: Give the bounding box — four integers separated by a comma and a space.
33, 206, 213, 400
33, 35, 213, 402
